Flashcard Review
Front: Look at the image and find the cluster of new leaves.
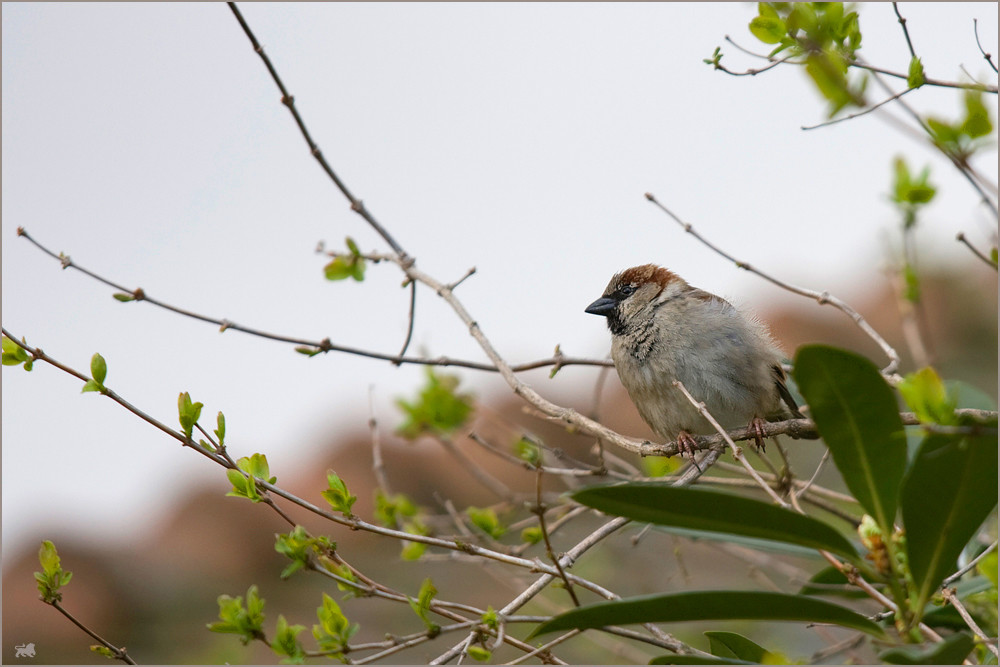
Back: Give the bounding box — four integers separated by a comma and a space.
750, 2, 866, 115
395, 368, 475, 439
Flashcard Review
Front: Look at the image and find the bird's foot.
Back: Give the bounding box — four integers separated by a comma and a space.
749, 417, 767, 453
676, 430, 701, 472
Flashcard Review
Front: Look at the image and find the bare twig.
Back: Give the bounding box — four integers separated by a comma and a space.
368, 386, 391, 495
16, 227, 612, 374
893, 3, 917, 60
942, 587, 1000, 658
722, 34, 998, 93
672, 380, 790, 508
49, 601, 136, 665
227, 2, 411, 263
956, 232, 999, 270
644, 194, 903, 377
435, 434, 514, 501
534, 468, 581, 606
801, 86, 916, 131
795, 449, 831, 501
974, 18, 999, 73
394, 280, 417, 364
943, 540, 999, 586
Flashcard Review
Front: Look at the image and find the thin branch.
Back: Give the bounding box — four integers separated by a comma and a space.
801, 86, 917, 131
711, 51, 799, 77
434, 434, 514, 501
943, 540, 999, 586
368, 386, 391, 495
16, 227, 612, 374
49, 601, 136, 665
0, 329, 632, 601
974, 18, 999, 73
227, 2, 411, 263
722, 34, 998, 93
956, 232, 999, 270
941, 587, 1000, 658
795, 449, 831, 501
394, 280, 417, 364
673, 380, 790, 508
861, 63, 1000, 218
893, 3, 917, 60
644, 194, 903, 377
534, 468, 581, 606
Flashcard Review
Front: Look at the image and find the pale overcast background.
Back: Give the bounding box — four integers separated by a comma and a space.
3, 3, 997, 559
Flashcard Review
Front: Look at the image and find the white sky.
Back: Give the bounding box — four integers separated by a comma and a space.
3, 3, 997, 559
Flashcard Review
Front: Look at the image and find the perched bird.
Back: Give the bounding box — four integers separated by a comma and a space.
585, 263, 802, 460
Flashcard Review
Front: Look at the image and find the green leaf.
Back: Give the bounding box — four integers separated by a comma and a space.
907, 56, 925, 89
90, 353, 107, 385
271, 615, 307, 664
2, 336, 30, 367
514, 437, 542, 467
112, 292, 135, 302
793, 345, 907, 535
901, 432, 998, 618
207, 585, 266, 644
177, 392, 204, 439
313, 593, 359, 656
396, 368, 474, 439
750, 7, 787, 45
238, 453, 275, 483
226, 468, 261, 502
275, 526, 334, 580
898, 367, 958, 425
400, 520, 430, 561
879, 631, 976, 664
214, 411, 226, 446
466, 646, 491, 662
321, 470, 357, 516
294, 346, 322, 357
705, 631, 770, 662
35, 540, 73, 603
650, 657, 755, 665
799, 566, 868, 598
81, 380, 103, 393
962, 90, 993, 139
90, 645, 116, 659
572, 484, 859, 563
345, 236, 361, 256
520, 526, 543, 545
467, 506, 506, 540
642, 455, 682, 477
529, 591, 887, 639
978, 549, 998, 587
408, 577, 440, 633
374, 489, 418, 527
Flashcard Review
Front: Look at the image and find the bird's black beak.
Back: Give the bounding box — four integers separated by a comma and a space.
585, 296, 617, 317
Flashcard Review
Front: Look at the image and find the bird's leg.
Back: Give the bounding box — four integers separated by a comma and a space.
676, 430, 701, 472
749, 417, 767, 453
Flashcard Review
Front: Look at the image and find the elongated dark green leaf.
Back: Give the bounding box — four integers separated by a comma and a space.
798, 566, 867, 598
650, 657, 754, 665
793, 345, 907, 534
528, 591, 886, 639
572, 484, 858, 562
705, 631, 769, 663
879, 632, 975, 664
901, 433, 998, 615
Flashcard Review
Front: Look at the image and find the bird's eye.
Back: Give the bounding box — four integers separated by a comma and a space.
619, 284, 637, 297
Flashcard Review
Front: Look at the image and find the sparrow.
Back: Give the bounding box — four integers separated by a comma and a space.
585, 263, 802, 460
